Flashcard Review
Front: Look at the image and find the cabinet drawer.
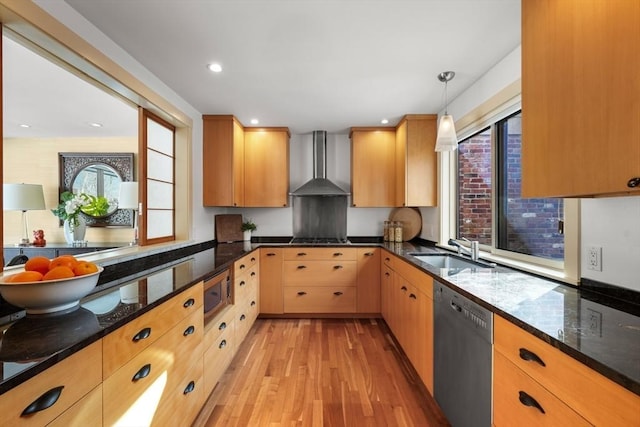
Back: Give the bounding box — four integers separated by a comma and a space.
394, 258, 433, 295
235, 263, 259, 300
48, 384, 103, 427
103, 283, 203, 378
156, 369, 205, 427
204, 305, 236, 350
283, 247, 357, 261
204, 322, 235, 395
0, 340, 102, 426
283, 260, 357, 285
284, 286, 356, 313
381, 250, 395, 268
494, 316, 640, 426
234, 251, 259, 276
103, 310, 202, 426
494, 351, 590, 427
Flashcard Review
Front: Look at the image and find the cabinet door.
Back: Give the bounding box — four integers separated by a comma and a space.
356, 247, 380, 313
260, 248, 283, 314
243, 128, 290, 207
350, 128, 396, 207
202, 115, 244, 206
380, 263, 394, 324
395, 115, 437, 207
48, 384, 103, 427
522, 0, 640, 197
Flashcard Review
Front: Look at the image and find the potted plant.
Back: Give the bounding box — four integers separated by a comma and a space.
241, 219, 257, 241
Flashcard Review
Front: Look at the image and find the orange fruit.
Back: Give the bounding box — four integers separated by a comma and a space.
42, 266, 75, 281
49, 255, 79, 271
4, 271, 44, 283
73, 261, 99, 277
24, 256, 51, 275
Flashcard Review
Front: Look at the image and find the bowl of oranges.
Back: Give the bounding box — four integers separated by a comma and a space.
0, 255, 103, 314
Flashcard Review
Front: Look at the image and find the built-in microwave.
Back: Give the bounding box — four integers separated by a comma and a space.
203, 269, 231, 323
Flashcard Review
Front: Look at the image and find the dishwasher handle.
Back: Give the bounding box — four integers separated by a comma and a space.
450, 300, 462, 312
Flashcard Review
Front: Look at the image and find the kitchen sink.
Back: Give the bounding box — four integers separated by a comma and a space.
409, 253, 496, 269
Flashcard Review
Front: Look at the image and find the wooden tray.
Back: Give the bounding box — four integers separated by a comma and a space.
215, 214, 243, 243
389, 207, 422, 241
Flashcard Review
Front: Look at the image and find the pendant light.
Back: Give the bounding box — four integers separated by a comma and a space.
435, 71, 458, 152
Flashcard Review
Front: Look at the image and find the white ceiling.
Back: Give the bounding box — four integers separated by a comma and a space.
6, 0, 521, 137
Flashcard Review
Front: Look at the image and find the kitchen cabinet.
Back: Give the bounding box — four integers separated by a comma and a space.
243, 128, 290, 207
103, 283, 204, 427
283, 247, 357, 313
494, 315, 640, 426
356, 247, 380, 313
202, 115, 245, 206
259, 248, 283, 314
351, 114, 438, 207
521, 0, 640, 197
202, 115, 290, 207
233, 251, 260, 343
203, 306, 236, 396
395, 114, 437, 207
381, 250, 434, 393
0, 340, 102, 426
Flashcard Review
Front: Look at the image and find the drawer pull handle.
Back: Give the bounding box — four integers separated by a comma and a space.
251, 272, 256, 277
21, 386, 64, 416
401, 286, 408, 291
183, 325, 195, 336
132, 327, 151, 342
409, 293, 417, 300
628, 177, 640, 188
297, 265, 307, 270
519, 348, 546, 367
251, 300, 256, 306
218, 322, 227, 331
297, 291, 307, 296
518, 391, 546, 414
297, 252, 307, 257
385, 272, 390, 277
333, 252, 343, 256
385, 257, 390, 262
239, 264, 246, 269
219, 339, 227, 349
365, 252, 374, 256
251, 257, 256, 262
333, 291, 343, 296
267, 253, 276, 257
132, 364, 152, 382
240, 314, 246, 321
183, 298, 195, 308
183, 381, 196, 395
240, 280, 246, 286
333, 265, 343, 270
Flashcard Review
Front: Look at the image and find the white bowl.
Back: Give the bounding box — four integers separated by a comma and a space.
0, 267, 103, 314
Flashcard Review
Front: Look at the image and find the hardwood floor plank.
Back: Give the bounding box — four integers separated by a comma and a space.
196, 318, 449, 427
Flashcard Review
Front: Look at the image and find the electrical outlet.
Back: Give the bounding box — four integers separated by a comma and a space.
587, 308, 602, 337
587, 246, 602, 271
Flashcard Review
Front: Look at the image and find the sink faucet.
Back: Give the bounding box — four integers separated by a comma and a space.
448, 238, 480, 261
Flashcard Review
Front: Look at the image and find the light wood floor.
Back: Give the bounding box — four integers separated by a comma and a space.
195, 318, 449, 427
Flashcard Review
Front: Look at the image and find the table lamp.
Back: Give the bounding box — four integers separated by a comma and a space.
3, 183, 46, 246
118, 182, 139, 245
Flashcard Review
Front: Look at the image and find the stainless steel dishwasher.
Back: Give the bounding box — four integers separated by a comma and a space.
434, 281, 493, 427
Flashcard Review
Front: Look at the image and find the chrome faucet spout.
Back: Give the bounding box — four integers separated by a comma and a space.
448, 238, 480, 261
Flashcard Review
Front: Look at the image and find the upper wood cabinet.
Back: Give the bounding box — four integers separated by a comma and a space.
395, 114, 437, 206
521, 0, 640, 197
350, 114, 437, 207
243, 128, 290, 207
202, 115, 290, 207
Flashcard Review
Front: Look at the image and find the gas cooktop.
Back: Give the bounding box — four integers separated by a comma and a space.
289, 237, 351, 245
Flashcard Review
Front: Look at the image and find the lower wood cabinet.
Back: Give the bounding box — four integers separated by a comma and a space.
494, 315, 640, 426
203, 306, 236, 396
356, 247, 380, 313
0, 340, 102, 426
259, 248, 283, 314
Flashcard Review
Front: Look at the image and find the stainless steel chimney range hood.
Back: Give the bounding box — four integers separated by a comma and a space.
290, 130, 350, 196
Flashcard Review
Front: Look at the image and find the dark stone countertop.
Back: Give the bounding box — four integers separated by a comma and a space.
0, 238, 638, 398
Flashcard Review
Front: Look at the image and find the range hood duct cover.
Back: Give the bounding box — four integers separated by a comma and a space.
290, 130, 350, 196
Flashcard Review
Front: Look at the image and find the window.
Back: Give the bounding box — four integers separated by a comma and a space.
456, 111, 564, 261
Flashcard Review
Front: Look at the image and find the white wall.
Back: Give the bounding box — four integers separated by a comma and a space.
581, 197, 640, 292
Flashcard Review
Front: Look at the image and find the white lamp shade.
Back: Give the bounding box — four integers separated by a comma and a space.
3, 183, 46, 211
118, 182, 139, 210
435, 114, 458, 152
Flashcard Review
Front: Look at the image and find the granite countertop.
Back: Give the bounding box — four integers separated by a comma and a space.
0, 239, 638, 398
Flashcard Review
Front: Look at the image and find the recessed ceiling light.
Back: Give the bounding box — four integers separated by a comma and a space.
207, 63, 222, 73
19, 124, 30, 128
90, 122, 103, 128
381, 119, 389, 124
250, 119, 259, 125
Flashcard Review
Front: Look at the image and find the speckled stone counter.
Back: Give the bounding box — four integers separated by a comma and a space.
0, 238, 638, 398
